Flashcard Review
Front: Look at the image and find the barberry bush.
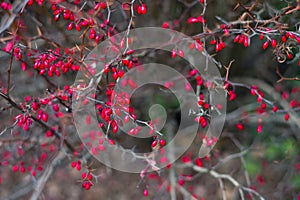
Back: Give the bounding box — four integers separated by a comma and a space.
0, 0, 300, 199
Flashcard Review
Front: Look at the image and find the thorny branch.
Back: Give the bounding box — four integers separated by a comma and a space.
0, 91, 75, 152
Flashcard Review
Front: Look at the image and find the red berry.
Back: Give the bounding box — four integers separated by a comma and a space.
20, 166, 25, 173
52, 104, 59, 112
87, 174, 93, 181
243, 36, 249, 47
124, 115, 130, 123
178, 49, 184, 57
229, 91, 237, 101
75, 24, 81, 31
171, 49, 176, 58
137, 4, 147, 15
271, 39, 277, 48
162, 22, 169, 28
99, 2, 107, 9
143, 189, 148, 196
112, 72, 118, 80
112, 124, 118, 133
215, 43, 221, 52
233, 35, 240, 43
42, 113, 48, 122
262, 41, 269, 49
117, 70, 124, 78
159, 139, 166, 147
80, 20, 88, 27
220, 24, 226, 29
32, 101, 40, 111
104, 64, 110, 73
257, 124, 263, 134
31, 170, 36, 176
189, 69, 198, 76
40, 98, 49, 105
286, 32, 295, 39
81, 172, 87, 179
259, 33, 264, 40
67, 22, 73, 30
284, 113, 290, 121
178, 179, 185, 185
187, 17, 199, 23
126, 49, 134, 55
236, 123, 244, 131
12, 165, 19, 172
54, 14, 60, 21
151, 140, 158, 148
195, 158, 203, 167
210, 39, 217, 45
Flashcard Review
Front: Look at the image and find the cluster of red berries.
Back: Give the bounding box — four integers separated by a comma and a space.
71, 160, 94, 190
151, 138, 166, 150
202, 136, 218, 147
81, 171, 94, 190
14, 114, 32, 131
0, 1, 12, 10
10, 151, 48, 177
13, 85, 71, 134
171, 48, 185, 58
136, 4, 147, 15
51, 2, 108, 43
71, 160, 82, 171
32, 49, 80, 77
233, 34, 250, 47
210, 39, 226, 52
27, 0, 45, 6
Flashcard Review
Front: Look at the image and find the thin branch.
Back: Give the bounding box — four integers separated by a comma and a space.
276, 67, 299, 83
6, 45, 14, 97
0, 91, 75, 153
30, 151, 66, 200
177, 185, 198, 200
192, 164, 264, 200
0, 120, 18, 136
218, 178, 227, 200
224, 60, 235, 81
212, 149, 249, 170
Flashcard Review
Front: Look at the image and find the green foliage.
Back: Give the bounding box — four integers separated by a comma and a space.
292, 175, 300, 191
245, 155, 261, 177
265, 139, 299, 160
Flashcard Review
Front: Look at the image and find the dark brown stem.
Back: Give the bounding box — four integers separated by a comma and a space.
7, 47, 14, 97
0, 91, 76, 153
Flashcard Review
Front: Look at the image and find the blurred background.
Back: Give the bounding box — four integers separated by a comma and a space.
0, 0, 299, 199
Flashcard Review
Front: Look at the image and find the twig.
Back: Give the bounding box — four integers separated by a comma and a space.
0, 91, 75, 152
218, 178, 227, 200
6, 45, 14, 97
30, 151, 66, 200
177, 185, 197, 200
224, 60, 235, 81
0, 120, 18, 136
192, 164, 264, 200
233, 77, 300, 129
175, 161, 265, 200
276, 67, 299, 83
212, 149, 249, 170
